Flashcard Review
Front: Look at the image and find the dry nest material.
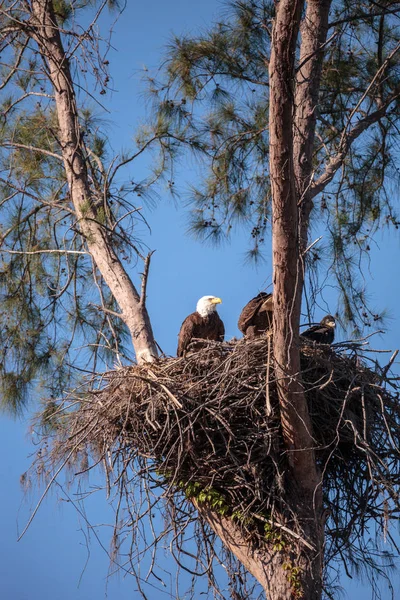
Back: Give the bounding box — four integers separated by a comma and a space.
50, 335, 400, 552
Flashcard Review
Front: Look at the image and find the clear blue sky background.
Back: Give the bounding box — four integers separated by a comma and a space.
1, 1, 400, 599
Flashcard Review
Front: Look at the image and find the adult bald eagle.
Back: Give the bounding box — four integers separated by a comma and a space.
177, 296, 224, 357
301, 315, 336, 344
238, 292, 273, 338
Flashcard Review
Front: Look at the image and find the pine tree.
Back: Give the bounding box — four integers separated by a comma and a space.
2, 2, 400, 600
148, 0, 400, 331
0, 0, 158, 412
143, 0, 400, 597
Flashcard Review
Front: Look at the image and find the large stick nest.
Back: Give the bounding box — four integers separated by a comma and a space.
46, 335, 400, 565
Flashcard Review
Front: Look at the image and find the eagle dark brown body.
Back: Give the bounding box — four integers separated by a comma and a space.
301, 315, 336, 344
177, 311, 225, 356
238, 292, 273, 338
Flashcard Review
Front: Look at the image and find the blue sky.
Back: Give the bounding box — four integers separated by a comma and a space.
1, 1, 400, 599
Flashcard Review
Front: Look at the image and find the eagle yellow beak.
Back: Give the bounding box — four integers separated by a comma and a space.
211, 297, 222, 305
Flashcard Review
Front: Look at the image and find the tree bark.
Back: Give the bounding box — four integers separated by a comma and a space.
196, 503, 293, 598
269, 0, 320, 495
269, 0, 325, 596
196, 501, 325, 600
293, 0, 332, 245
29, 0, 158, 364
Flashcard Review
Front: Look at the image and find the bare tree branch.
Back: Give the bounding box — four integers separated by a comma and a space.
310, 89, 400, 199
29, 0, 158, 363
329, 4, 400, 28
140, 251, 155, 307
0, 37, 29, 90
2, 248, 87, 255
2, 141, 63, 161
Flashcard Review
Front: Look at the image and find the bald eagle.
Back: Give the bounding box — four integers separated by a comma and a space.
238, 292, 273, 338
177, 296, 224, 357
301, 315, 336, 344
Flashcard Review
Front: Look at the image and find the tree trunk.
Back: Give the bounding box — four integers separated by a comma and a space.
196, 503, 293, 598
30, 0, 158, 364
269, 0, 324, 596
197, 502, 323, 599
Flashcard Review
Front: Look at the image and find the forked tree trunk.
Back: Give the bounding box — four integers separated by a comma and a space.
268, 0, 329, 597
30, 0, 158, 364
198, 3, 334, 595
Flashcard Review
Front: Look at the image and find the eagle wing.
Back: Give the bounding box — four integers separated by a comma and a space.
177, 313, 201, 357
301, 324, 334, 344
238, 292, 272, 334
214, 313, 225, 343
177, 312, 225, 357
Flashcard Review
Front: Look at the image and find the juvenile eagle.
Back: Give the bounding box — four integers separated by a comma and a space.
238, 292, 273, 338
301, 315, 336, 344
177, 296, 224, 357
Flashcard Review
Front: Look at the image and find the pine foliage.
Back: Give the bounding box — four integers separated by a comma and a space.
147, 0, 400, 330
0, 1, 149, 413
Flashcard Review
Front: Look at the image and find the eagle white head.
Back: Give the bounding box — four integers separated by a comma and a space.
196, 295, 222, 317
